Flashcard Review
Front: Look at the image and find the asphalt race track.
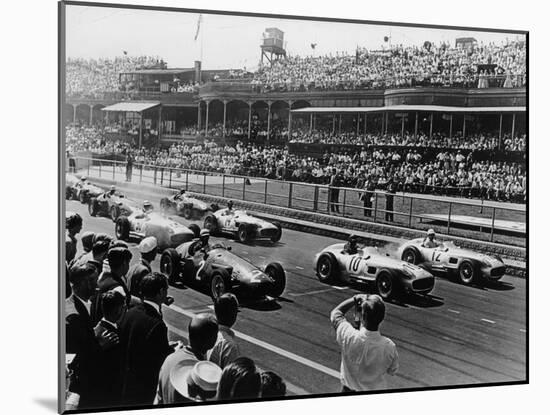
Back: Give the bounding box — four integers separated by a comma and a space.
66, 196, 526, 396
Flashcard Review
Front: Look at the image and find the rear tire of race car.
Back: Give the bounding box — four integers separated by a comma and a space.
79, 191, 87, 204
209, 269, 232, 301
88, 198, 99, 217
316, 252, 339, 284
237, 224, 252, 244
188, 223, 201, 238
182, 205, 192, 220
160, 249, 180, 285
457, 260, 478, 285
270, 222, 282, 243
376, 271, 399, 300
204, 214, 219, 235
115, 216, 130, 241
110, 205, 120, 222
265, 262, 286, 298
401, 246, 421, 265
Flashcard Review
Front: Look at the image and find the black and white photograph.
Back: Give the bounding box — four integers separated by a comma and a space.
58, 0, 528, 413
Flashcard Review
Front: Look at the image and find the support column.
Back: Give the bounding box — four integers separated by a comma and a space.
248, 102, 253, 140
429, 113, 433, 139
356, 114, 360, 136
309, 113, 313, 133
287, 100, 293, 139
222, 100, 227, 138
332, 115, 336, 134
89, 105, 94, 126
385, 112, 388, 135
197, 102, 202, 130
313, 113, 316, 132
338, 114, 342, 134
73, 104, 77, 124
380, 113, 384, 137
498, 113, 503, 149
364, 114, 367, 135
158, 106, 162, 142
267, 101, 272, 140
139, 113, 143, 148
414, 112, 418, 140
511, 113, 516, 138
449, 114, 453, 139
401, 114, 405, 138
205, 100, 210, 138
463, 114, 466, 139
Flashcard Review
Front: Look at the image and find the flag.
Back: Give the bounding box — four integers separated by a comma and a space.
194, 14, 202, 41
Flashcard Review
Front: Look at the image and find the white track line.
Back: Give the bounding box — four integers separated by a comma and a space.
519, 329, 526, 333
481, 318, 496, 324
295, 266, 304, 270
330, 285, 349, 290
242, 251, 249, 255
164, 322, 310, 396
448, 309, 460, 314
167, 304, 340, 379
288, 288, 339, 297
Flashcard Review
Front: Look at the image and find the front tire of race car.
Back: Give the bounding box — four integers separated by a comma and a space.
270, 222, 282, 243
79, 191, 87, 204
188, 223, 201, 238
457, 260, 478, 285
316, 252, 339, 284
265, 262, 286, 298
402, 246, 421, 265
376, 271, 400, 300
237, 224, 252, 243
115, 216, 130, 241
110, 205, 120, 222
209, 269, 232, 300
204, 214, 219, 235
160, 248, 180, 285
88, 198, 99, 217
182, 205, 193, 220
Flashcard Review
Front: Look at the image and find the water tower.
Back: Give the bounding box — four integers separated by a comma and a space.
261, 28, 286, 66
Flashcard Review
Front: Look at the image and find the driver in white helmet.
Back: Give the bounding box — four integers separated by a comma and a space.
422, 229, 440, 248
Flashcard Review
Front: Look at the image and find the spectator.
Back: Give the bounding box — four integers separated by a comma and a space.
70, 231, 95, 266
216, 357, 262, 401
127, 237, 158, 298
208, 293, 241, 369
330, 294, 398, 392
260, 371, 287, 398
119, 272, 174, 406
155, 313, 219, 404
385, 177, 397, 222
66, 212, 83, 264
167, 361, 222, 403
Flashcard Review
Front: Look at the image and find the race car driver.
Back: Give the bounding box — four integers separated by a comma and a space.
422, 229, 440, 248
142, 200, 154, 213
106, 185, 116, 198
190, 230, 212, 281
343, 235, 359, 255
220, 200, 235, 216
174, 188, 186, 201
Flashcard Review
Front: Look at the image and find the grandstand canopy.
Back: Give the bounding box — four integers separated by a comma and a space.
101, 102, 161, 113
291, 105, 526, 114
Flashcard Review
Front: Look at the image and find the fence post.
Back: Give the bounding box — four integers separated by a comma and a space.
99, 163, 102, 178
160, 168, 164, 186
447, 202, 452, 235
153, 167, 157, 185
112, 161, 115, 180
185, 171, 189, 191
242, 177, 246, 201
342, 188, 346, 216
203, 173, 207, 194
169, 169, 172, 188
408, 197, 414, 227
373, 192, 378, 222
264, 180, 268, 204
490, 207, 496, 242
139, 165, 143, 183
222, 175, 226, 198
313, 185, 319, 211
327, 186, 331, 214
87, 161, 90, 176
288, 182, 293, 208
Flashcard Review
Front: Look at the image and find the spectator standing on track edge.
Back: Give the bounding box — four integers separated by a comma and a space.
126, 152, 134, 182
385, 177, 397, 222
330, 294, 399, 392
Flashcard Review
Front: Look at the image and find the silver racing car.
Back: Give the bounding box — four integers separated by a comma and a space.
314, 243, 435, 300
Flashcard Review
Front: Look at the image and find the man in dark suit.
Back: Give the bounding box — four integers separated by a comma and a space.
66, 264, 118, 410
119, 272, 175, 407
127, 237, 157, 298
385, 177, 397, 222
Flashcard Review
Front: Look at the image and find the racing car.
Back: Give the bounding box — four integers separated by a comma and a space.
65, 174, 103, 204
160, 241, 286, 300
203, 208, 282, 244
115, 208, 200, 250
314, 243, 435, 300
398, 238, 507, 285
88, 191, 136, 221
160, 192, 219, 219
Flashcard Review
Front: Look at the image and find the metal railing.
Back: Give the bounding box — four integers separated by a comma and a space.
71, 156, 526, 247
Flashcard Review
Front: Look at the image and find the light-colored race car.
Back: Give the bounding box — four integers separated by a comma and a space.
160, 241, 286, 300
160, 193, 219, 219
398, 238, 507, 285
314, 243, 435, 300
65, 174, 103, 204
115, 210, 200, 250
88, 192, 136, 221
203, 209, 282, 244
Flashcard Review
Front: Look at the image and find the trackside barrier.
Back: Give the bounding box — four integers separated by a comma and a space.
72, 157, 526, 247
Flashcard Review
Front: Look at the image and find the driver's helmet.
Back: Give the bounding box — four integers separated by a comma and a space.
427, 229, 435, 237
109, 185, 116, 194
348, 234, 358, 243
80, 176, 87, 182
227, 200, 234, 210
143, 200, 154, 213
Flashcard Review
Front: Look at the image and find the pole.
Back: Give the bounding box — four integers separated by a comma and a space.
447, 202, 452, 235
89, 105, 93, 126
373, 192, 378, 222
414, 112, 418, 140
401, 115, 405, 138
490, 207, 496, 242
267, 102, 272, 140
310, 113, 313, 133
313, 113, 316, 132
511, 113, 516, 139
385, 112, 388, 135
364, 113, 367, 135
197, 102, 201, 131
498, 114, 503, 149
429, 113, 433, 139
73, 105, 77, 123
408, 197, 413, 227
288, 101, 293, 139
248, 102, 252, 140
288, 182, 293, 208
222, 101, 227, 138
463, 114, 466, 139
449, 114, 453, 139
205, 101, 210, 138
158, 106, 162, 143
222, 175, 225, 197
338, 114, 342, 134
264, 180, 268, 204
139, 113, 143, 148
332, 115, 336, 134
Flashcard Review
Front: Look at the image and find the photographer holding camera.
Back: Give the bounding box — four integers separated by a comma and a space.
330, 294, 399, 392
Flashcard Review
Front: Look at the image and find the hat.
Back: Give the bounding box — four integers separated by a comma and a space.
139, 236, 158, 254
170, 360, 222, 399
200, 229, 210, 238
107, 246, 132, 265
81, 231, 95, 251
110, 185, 116, 190
427, 229, 435, 235
80, 176, 87, 181
93, 232, 112, 245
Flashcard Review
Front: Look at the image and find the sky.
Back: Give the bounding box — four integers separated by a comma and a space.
65, 4, 526, 71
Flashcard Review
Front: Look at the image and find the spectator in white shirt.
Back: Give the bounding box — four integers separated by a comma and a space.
208, 293, 240, 369
330, 294, 398, 392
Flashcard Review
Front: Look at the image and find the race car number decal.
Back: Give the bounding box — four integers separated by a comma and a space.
348, 257, 362, 272
431, 252, 442, 262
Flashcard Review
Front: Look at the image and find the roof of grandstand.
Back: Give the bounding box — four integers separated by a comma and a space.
101, 101, 161, 113
120, 68, 194, 75
291, 105, 526, 114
